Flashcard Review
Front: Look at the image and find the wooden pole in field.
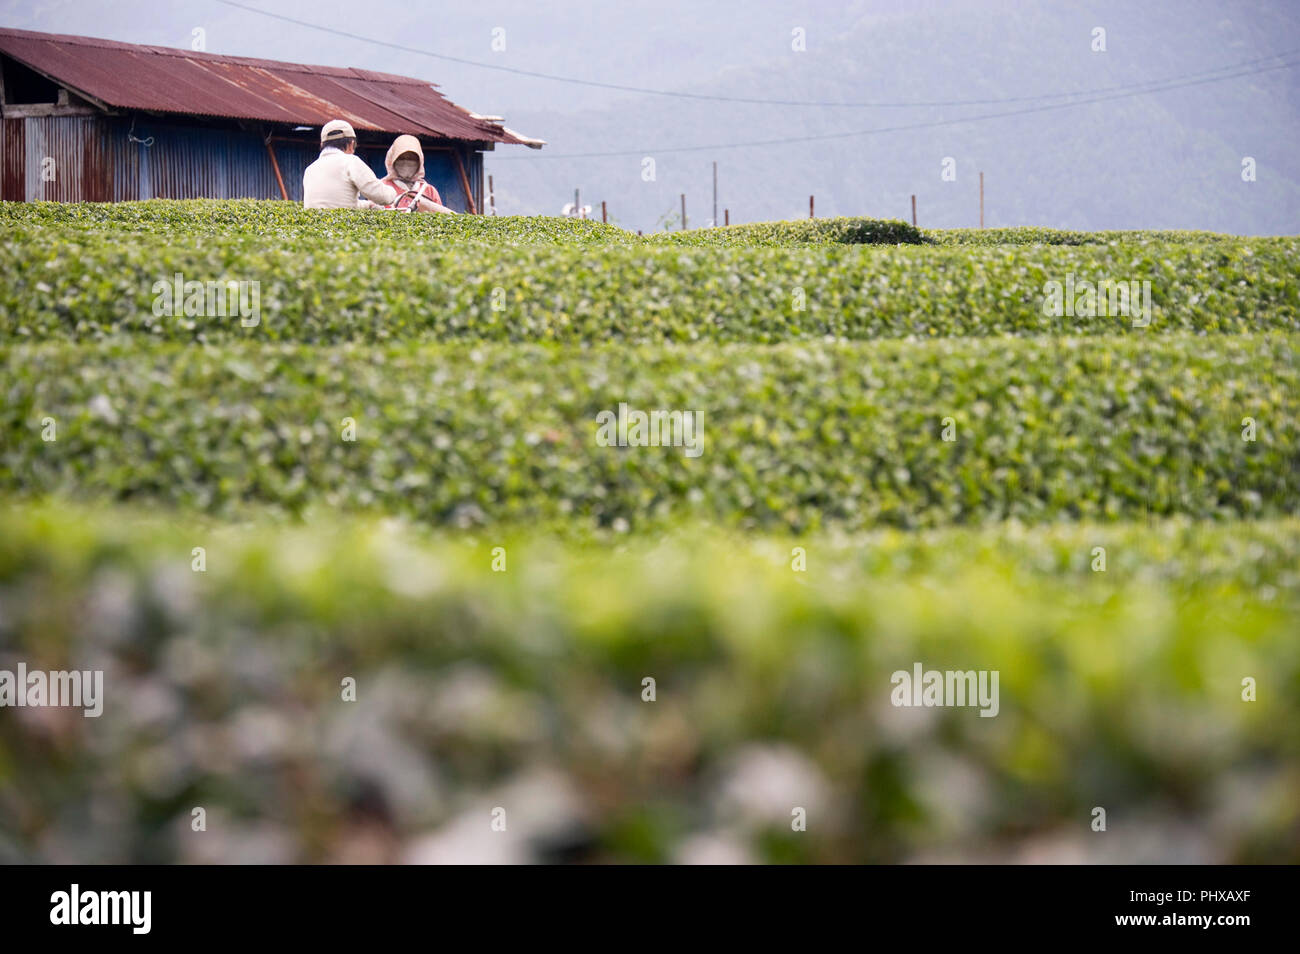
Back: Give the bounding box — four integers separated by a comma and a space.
911, 194, 917, 226
979, 172, 984, 228
601, 200, 607, 223
487, 175, 497, 215
681, 193, 687, 230
724, 208, 729, 226
809, 195, 815, 218
574, 188, 580, 218
712, 161, 718, 228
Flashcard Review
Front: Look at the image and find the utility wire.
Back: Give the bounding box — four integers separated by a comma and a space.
489, 56, 1300, 159
215, 0, 1300, 110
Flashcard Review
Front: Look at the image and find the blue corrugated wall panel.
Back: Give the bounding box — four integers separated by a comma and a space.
119, 118, 281, 200
0, 114, 486, 209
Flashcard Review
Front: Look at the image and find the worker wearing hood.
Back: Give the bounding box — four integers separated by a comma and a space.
359, 134, 455, 213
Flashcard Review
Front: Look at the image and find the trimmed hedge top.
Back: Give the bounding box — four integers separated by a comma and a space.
3, 225, 1295, 344
648, 216, 923, 246
922, 226, 1283, 246
5, 334, 1297, 532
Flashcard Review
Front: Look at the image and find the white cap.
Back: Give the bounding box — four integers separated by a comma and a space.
320, 119, 356, 143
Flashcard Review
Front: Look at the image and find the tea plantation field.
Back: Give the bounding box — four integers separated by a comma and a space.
1, 201, 1296, 863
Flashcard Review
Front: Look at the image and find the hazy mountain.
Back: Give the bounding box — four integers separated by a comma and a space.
485, 0, 1300, 232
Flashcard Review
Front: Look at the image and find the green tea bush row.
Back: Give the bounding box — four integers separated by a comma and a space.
0, 199, 630, 246
923, 226, 1279, 246
647, 216, 923, 246
3, 335, 1296, 531
2, 229, 1295, 343
2, 201, 924, 247
7, 201, 1274, 250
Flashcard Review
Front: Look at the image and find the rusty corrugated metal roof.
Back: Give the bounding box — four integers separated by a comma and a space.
0, 27, 544, 147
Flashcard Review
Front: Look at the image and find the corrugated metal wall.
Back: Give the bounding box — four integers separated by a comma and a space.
469, 147, 483, 213
433, 148, 471, 213
2, 116, 25, 201
0, 115, 278, 201
122, 117, 285, 201
17, 115, 116, 201
0, 113, 486, 210
270, 141, 318, 203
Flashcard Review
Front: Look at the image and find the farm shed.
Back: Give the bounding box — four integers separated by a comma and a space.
0, 27, 543, 211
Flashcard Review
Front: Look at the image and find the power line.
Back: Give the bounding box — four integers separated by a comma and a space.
215, 0, 1300, 110
488, 56, 1300, 159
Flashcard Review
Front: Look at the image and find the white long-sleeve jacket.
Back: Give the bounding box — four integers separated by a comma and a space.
302, 147, 398, 209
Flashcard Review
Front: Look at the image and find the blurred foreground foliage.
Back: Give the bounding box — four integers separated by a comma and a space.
0, 505, 1296, 863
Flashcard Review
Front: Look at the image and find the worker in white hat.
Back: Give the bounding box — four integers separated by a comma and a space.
302, 119, 398, 210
